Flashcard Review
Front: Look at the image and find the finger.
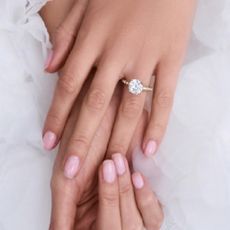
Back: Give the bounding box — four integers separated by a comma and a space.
49, 80, 117, 230
107, 64, 155, 157
63, 59, 123, 179
45, 0, 89, 72
143, 62, 178, 156
50, 174, 80, 230
132, 172, 164, 230
112, 153, 143, 229
96, 160, 121, 230
49, 115, 81, 230
43, 40, 98, 150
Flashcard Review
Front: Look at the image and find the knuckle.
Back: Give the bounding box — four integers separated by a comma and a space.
58, 73, 76, 95
50, 176, 64, 193
85, 88, 106, 111
155, 90, 174, 108
55, 24, 76, 41
50, 175, 82, 201
101, 192, 119, 207
69, 135, 89, 151
121, 97, 142, 119
108, 143, 127, 156
127, 222, 143, 230
140, 194, 155, 209
46, 113, 62, 128
119, 183, 132, 196
150, 123, 166, 139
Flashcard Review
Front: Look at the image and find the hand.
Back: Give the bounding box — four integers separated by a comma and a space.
51, 154, 164, 230
49, 73, 120, 230
41, 4, 152, 229
50, 73, 151, 230
43, 0, 197, 177
96, 157, 163, 230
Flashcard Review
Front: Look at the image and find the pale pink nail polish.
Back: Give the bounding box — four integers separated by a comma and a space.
64, 156, 80, 179
132, 172, 144, 189
44, 50, 53, 69
103, 160, 116, 183
43, 131, 57, 150
144, 140, 157, 156
112, 153, 126, 176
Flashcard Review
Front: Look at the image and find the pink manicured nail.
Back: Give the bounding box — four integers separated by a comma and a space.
112, 153, 126, 176
44, 50, 53, 69
103, 160, 116, 183
132, 172, 144, 189
64, 156, 80, 179
144, 140, 157, 156
43, 131, 57, 150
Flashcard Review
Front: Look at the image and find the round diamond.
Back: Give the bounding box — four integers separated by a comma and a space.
128, 79, 143, 95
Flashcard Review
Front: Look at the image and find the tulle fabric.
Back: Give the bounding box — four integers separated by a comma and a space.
0, 0, 229, 229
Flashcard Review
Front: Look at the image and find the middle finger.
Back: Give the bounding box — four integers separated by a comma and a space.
63, 57, 124, 179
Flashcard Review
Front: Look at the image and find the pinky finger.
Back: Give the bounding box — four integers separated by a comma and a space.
132, 172, 164, 230
143, 64, 178, 156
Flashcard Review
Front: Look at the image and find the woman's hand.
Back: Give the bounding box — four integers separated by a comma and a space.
51, 152, 164, 230
96, 156, 163, 230
50, 73, 120, 230
49, 73, 151, 230
43, 0, 197, 179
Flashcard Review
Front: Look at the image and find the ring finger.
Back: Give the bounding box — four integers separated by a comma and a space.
107, 60, 156, 157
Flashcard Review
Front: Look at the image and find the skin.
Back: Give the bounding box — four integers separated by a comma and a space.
48, 73, 162, 230
96, 158, 163, 230
48, 71, 155, 230
40, 0, 196, 228
42, 0, 197, 182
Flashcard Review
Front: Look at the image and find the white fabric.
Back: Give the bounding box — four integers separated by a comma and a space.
0, 0, 229, 229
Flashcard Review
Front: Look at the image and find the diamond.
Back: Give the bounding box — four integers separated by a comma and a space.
128, 79, 144, 95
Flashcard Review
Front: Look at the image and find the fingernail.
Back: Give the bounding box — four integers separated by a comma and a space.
144, 140, 157, 156
43, 131, 57, 150
64, 156, 80, 179
103, 160, 116, 183
44, 50, 53, 70
112, 153, 126, 176
132, 172, 144, 189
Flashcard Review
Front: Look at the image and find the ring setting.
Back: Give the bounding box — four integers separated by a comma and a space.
121, 79, 153, 95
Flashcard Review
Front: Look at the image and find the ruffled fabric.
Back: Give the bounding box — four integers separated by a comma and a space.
0, 0, 229, 229
0, 1, 56, 229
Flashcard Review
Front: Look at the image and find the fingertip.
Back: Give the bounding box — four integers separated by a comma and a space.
43, 131, 57, 151
45, 50, 62, 73
63, 155, 80, 179
132, 172, 144, 189
44, 50, 54, 71
102, 160, 117, 184
143, 139, 158, 157
112, 153, 126, 176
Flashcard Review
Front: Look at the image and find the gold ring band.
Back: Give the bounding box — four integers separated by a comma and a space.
121, 79, 153, 95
